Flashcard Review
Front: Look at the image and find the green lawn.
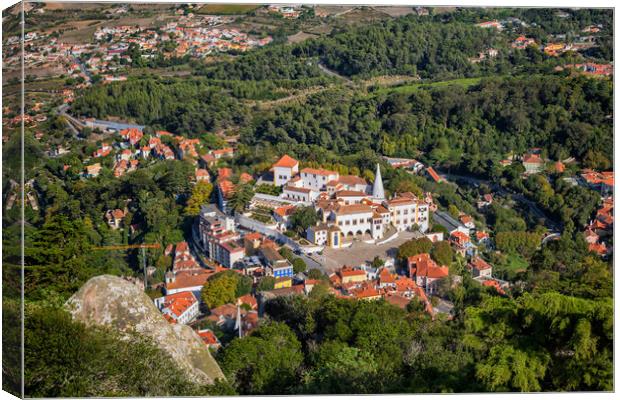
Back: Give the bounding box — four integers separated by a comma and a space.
494, 253, 529, 281
196, 4, 261, 15
374, 77, 483, 95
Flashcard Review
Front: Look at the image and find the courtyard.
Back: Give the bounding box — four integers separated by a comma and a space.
311, 230, 423, 274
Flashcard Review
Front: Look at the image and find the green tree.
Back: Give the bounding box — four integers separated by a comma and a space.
202, 274, 238, 309
257, 276, 276, 292
397, 237, 433, 262
291, 258, 307, 274
185, 181, 213, 216
228, 183, 254, 213
431, 241, 453, 266
289, 206, 318, 234
219, 322, 303, 394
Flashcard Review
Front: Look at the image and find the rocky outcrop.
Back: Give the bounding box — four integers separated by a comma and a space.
66, 275, 224, 384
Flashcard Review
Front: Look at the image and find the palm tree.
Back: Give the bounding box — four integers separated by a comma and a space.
228, 183, 254, 213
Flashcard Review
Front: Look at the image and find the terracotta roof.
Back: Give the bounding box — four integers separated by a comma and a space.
160, 291, 197, 321
523, 153, 543, 164
217, 168, 233, 180
166, 270, 212, 291
339, 267, 366, 278
301, 167, 338, 176
351, 285, 381, 299
408, 253, 449, 279
387, 197, 417, 206
218, 180, 235, 198
284, 185, 312, 193
482, 279, 505, 295
336, 190, 368, 197
338, 175, 367, 186
335, 204, 373, 216
476, 231, 490, 241
237, 294, 258, 310
588, 242, 608, 256
385, 293, 411, 309
274, 204, 296, 217
469, 257, 492, 271
459, 215, 473, 224
239, 172, 253, 183
197, 329, 219, 346
244, 232, 263, 241
378, 268, 395, 283
450, 231, 470, 243
273, 154, 299, 169
426, 167, 442, 183
195, 168, 209, 177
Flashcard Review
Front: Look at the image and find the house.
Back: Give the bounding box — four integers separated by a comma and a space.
408, 253, 449, 295
171, 242, 202, 273
468, 257, 493, 277
105, 208, 125, 229
475, 231, 491, 247
300, 168, 340, 191
425, 167, 444, 183
337, 266, 368, 284
383, 156, 424, 173
259, 246, 293, 278
164, 269, 212, 297
196, 328, 221, 350
237, 294, 258, 310
377, 267, 396, 289
450, 231, 475, 257
522, 153, 544, 174
154, 291, 200, 324
307, 223, 341, 248
272, 154, 299, 186
459, 214, 475, 229
273, 204, 296, 230
476, 20, 503, 29
207, 303, 259, 336
85, 163, 102, 177
511, 35, 536, 49
195, 168, 210, 182
477, 194, 493, 209
216, 179, 236, 213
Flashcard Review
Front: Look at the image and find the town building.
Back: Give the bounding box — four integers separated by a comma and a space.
154, 291, 200, 324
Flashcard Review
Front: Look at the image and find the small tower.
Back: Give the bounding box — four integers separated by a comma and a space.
372, 163, 385, 200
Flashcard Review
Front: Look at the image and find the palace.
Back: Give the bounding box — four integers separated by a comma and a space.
263, 155, 430, 248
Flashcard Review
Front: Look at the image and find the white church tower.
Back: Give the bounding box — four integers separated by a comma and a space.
372, 163, 385, 200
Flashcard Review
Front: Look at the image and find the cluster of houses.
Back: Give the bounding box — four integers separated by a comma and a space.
580, 169, 614, 258
85, 127, 230, 179
90, 14, 272, 68
473, 18, 609, 60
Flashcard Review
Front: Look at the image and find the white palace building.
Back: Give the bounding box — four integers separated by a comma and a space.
265, 155, 430, 248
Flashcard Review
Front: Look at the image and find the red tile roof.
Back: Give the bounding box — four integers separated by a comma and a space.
160, 291, 197, 321
426, 167, 443, 183
301, 167, 338, 176
408, 253, 449, 279
523, 153, 543, 164
166, 270, 213, 291
273, 154, 299, 169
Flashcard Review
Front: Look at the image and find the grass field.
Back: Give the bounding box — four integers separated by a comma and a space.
374, 77, 483, 95
197, 4, 260, 15
494, 253, 529, 281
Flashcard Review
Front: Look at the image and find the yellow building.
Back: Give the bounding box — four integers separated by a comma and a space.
274, 277, 292, 289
